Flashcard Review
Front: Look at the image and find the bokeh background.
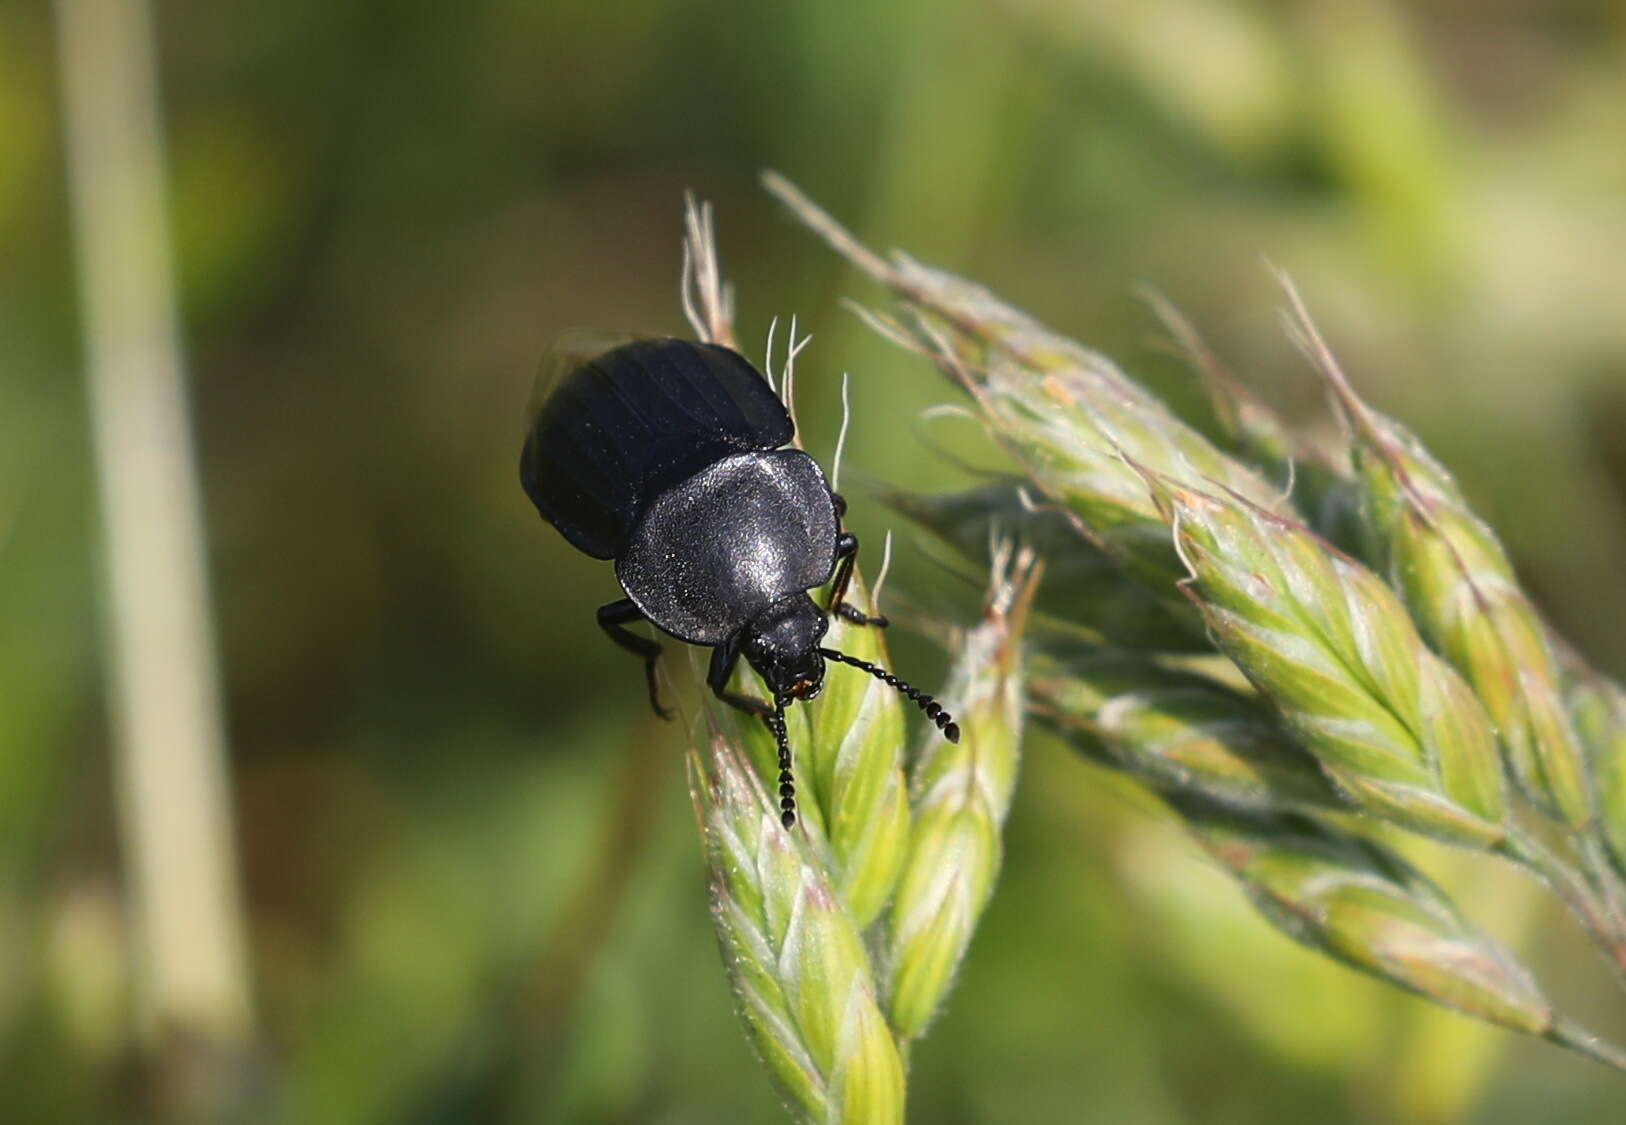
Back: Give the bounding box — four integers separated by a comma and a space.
7, 0, 1626, 1121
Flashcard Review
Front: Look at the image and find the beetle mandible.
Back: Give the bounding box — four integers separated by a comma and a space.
520, 337, 958, 828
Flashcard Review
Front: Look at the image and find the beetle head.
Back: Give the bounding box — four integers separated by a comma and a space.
742, 594, 828, 703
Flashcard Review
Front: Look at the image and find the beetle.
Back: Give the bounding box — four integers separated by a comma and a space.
520, 336, 958, 828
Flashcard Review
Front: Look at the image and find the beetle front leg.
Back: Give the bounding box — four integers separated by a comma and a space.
826, 530, 890, 628
707, 640, 774, 717
597, 599, 671, 720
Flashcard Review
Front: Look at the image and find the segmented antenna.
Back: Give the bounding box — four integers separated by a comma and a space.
819, 648, 961, 742
768, 698, 797, 829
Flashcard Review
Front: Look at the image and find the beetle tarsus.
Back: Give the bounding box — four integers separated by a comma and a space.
715, 689, 774, 717
835, 602, 890, 628
598, 598, 672, 719
646, 677, 673, 720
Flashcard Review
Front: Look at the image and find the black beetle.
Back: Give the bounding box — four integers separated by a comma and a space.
521, 337, 958, 828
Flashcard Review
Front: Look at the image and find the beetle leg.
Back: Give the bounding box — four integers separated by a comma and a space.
826, 531, 890, 629
597, 599, 672, 720
831, 491, 848, 520
707, 640, 774, 717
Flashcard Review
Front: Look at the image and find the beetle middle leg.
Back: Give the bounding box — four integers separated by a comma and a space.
597, 599, 672, 720
826, 530, 890, 628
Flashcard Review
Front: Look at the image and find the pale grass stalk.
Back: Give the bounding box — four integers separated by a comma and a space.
55, 0, 251, 1049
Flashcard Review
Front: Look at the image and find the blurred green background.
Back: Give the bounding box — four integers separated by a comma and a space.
7, 0, 1626, 1121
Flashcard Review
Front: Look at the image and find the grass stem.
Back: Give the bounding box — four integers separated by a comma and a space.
54, 0, 253, 1053
1545, 1018, 1626, 1074
1501, 831, 1626, 988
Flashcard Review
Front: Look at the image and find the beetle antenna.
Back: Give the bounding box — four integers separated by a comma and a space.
768, 698, 797, 829
818, 648, 960, 742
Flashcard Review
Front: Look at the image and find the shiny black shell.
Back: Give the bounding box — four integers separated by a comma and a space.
617, 450, 839, 644
520, 338, 794, 560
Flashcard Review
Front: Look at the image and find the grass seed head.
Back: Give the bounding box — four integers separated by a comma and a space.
1178, 799, 1553, 1036
1566, 668, 1626, 877
1031, 647, 1346, 814
1144, 287, 1300, 476
886, 551, 1037, 1040
690, 732, 905, 1125
1292, 292, 1594, 831
912, 335, 1282, 619
880, 481, 1205, 652
805, 572, 913, 927
764, 170, 1285, 627
766, 176, 1626, 1074
719, 570, 911, 930
1142, 472, 1507, 848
